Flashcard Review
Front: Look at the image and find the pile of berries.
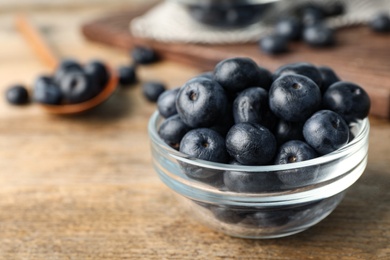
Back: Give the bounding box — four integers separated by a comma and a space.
260, 2, 345, 54
5, 46, 162, 107
157, 57, 370, 189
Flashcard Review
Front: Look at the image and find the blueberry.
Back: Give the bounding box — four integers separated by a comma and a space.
213, 57, 263, 93
233, 87, 269, 125
323, 81, 370, 123
118, 65, 137, 86
158, 114, 191, 150
209, 205, 246, 224
226, 123, 276, 165
179, 128, 228, 186
5, 85, 29, 105
54, 59, 83, 84
273, 62, 323, 89
157, 88, 180, 118
259, 35, 289, 55
318, 66, 340, 93
240, 210, 290, 227
303, 24, 335, 47
84, 60, 109, 91
142, 81, 166, 102
275, 120, 304, 145
275, 16, 302, 41
180, 128, 229, 163
274, 140, 319, 186
369, 12, 390, 33
33, 76, 63, 105
224, 161, 281, 193
176, 77, 228, 128
59, 71, 95, 104
131, 46, 159, 64
303, 110, 349, 155
301, 4, 326, 26
269, 74, 321, 122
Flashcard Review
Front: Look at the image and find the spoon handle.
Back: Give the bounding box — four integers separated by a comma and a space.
15, 14, 59, 70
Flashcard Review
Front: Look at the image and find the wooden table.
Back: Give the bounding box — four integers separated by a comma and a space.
0, 3, 389, 259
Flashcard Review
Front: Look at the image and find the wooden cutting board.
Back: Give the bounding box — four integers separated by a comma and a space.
81, 5, 390, 119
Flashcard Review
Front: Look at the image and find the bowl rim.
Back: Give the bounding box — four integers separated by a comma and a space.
148, 111, 370, 172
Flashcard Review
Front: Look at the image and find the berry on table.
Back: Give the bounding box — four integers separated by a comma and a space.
5, 85, 29, 105
142, 81, 166, 102
131, 46, 159, 65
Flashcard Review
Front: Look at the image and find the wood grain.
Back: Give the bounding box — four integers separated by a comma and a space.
81, 8, 390, 119
0, 4, 389, 260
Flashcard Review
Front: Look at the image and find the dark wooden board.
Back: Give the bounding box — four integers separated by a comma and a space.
81, 5, 390, 119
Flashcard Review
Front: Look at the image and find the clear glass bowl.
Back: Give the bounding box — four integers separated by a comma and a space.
148, 111, 370, 239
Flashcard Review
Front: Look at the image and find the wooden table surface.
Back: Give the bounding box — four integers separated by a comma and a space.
0, 3, 389, 259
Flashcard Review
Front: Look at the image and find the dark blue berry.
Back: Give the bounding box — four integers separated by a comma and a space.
226, 123, 276, 165
213, 57, 264, 93
301, 4, 326, 26
240, 210, 290, 227
324, 2, 345, 17
158, 114, 191, 150
5, 85, 29, 105
273, 62, 323, 89
131, 46, 159, 64
233, 87, 269, 125
118, 65, 137, 86
84, 60, 109, 92
275, 120, 304, 145
318, 66, 340, 93
269, 74, 321, 122
275, 16, 302, 41
54, 59, 83, 84
176, 77, 227, 128
274, 140, 319, 186
303, 110, 349, 155
323, 81, 370, 123
33, 76, 63, 105
223, 161, 281, 193
303, 24, 335, 47
369, 13, 390, 33
179, 128, 228, 186
157, 88, 180, 118
259, 35, 289, 55
209, 205, 246, 224
142, 81, 166, 102
59, 71, 95, 104
180, 128, 229, 163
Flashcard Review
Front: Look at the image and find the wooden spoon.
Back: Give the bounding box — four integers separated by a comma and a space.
15, 14, 119, 115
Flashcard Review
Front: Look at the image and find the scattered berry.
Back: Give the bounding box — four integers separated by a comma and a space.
259, 34, 289, 55
131, 46, 159, 64
369, 12, 390, 33
5, 85, 29, 105
303, 24, 335, 47
118, 65, 137, 86
275, 16, 302, 41
142, 81, 166, 102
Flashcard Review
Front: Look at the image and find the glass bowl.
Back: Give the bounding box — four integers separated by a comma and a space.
148, 111, 369, 239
